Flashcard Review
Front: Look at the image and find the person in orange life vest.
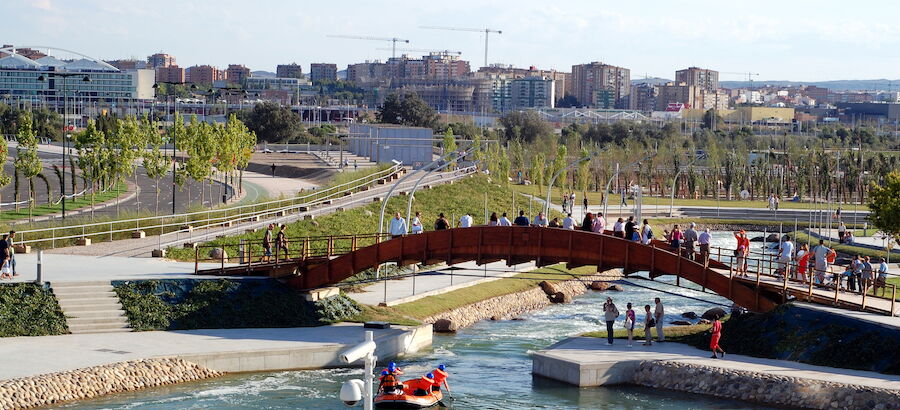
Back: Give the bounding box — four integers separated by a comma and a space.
381, 361, 404, 376
411, 373, 435, 396
431, 364, 450, 393
709, 318, 725, 359
378, 370, 403, 395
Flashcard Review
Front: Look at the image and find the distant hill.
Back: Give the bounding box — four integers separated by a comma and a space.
631, 77, 671, 86
720, 79, 900, 91
251, 70, 276, 78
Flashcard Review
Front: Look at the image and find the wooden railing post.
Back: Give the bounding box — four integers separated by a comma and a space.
194, 246, 200, 274
302, 237, 309, 259
834, 274, 840, 306
351, 235, 358, 252
807, 275, 814, 302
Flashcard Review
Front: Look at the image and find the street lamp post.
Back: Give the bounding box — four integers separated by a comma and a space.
405, 147, 480, 232
603, 152, 656, 217
37, 73, 91, 220
545, 152, 599, 217
152, 82, 197, 214
669, 155, 700, 217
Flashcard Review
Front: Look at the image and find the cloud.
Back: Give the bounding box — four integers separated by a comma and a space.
29, 0, 54, 11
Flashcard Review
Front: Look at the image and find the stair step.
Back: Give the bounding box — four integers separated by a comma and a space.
67, 316, 130, 326
59, 303, 123, 312
67, 324, 131, 334
52, 287, 115, 296
65, 309, 126, 319
56, 295, 119, 304
50, 281, 112, 288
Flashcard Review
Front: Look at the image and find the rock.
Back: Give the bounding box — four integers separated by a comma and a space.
608, 284, 624, 291
697, 318, 711, 325
549, 292, 572, 303
539, 281, 559, 296
511, 317, 525, 321
432, 318, 458, 332
670, 320, 692, 326
767, 233, 780, 242
207, 248, 228, 260
490, 315, 500, 321
701, 307, 726, 320
682, 312, 699, 320
749, 236, 765, 242
590, 281, 610, 291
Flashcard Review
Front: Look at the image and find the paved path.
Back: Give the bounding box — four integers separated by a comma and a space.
347, 260, 536, 306
808, 228, 899, 253
5, 253, 229, 283
535, 336, 900, 390
0, 323, 417, 380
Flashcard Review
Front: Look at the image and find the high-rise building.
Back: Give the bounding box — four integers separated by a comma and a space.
422, 52, 470, 79
509, 76, 555, 109
675, 67, 719, 92
186, 65, 223, 84
701, 89, 729, 110
571, 62, 630, 109
147, 53, 176, 68
478, 64, 570, 102
655, 82, 701, 111
276, 63, 303, 79
310, 63, 338, 82
155, 65, 185, 83
629, 83, 658, 112
347, 60, 389, 84
225, 64, 251, 85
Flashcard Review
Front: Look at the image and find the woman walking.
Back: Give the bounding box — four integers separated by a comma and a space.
624, 303, 636, 347
603, 297, 619, 346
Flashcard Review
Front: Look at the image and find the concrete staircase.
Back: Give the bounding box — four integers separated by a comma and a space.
51, 281, 131, 334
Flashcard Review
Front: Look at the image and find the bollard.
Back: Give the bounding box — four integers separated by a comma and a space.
35, 250, 43, 284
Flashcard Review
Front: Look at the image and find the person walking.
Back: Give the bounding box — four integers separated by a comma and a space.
812, 240, 831, 284
513, 210, 530, 226
562, 213, 576, 230
411, 211, 424, 234
602, 297, 619, 346
262, 224, 274, 262
532, 212, 548, 227
777, 235, 794, 278
592, 212, 605, 233
876, 258, 890, 297
620, 187, 628, 207
624, 302, 636, 347
562, 195, 568, 214
499, 212, 512, 226
683, 223, 698, 259
709, 318, 725, 359
581, 212, 594, 232
489, 212, 500, 226
796, 244, 811, 283
570, 192, 576, 213
861, 256, 874, 294
851, 255, 864, 293
642, 304, 654, 346
582, 192, 589, 214
6, 231, 16, 277
838, 222, 847, 243
698, 228, 711, 266
434, 213, 450, 230
612, 217, 625, 238
389, 212, 407, 238
640, 219, 653, 245
458, 213, 474, 228
624, 216, 637, 241
276, 224, 289, 259
654, 297, 665, 342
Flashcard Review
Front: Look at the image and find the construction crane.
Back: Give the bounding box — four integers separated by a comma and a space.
419, 26, 501, 68
326, 35, 410, 58
721, 72, 760, 89
376, 48, 462, 56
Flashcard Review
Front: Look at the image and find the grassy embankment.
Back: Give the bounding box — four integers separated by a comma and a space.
165, 174, 553, 261
0, 182, 127, 224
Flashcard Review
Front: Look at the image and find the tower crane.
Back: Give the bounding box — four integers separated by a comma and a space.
376, 48, 462, 56
419, 26, 501, 68
326, 35, 410, 58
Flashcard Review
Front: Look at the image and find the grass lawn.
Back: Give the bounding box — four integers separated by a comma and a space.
390, 264, 598, 320
0, 182, 127, 223
346, 304, 422, 327
513, 184, 866, 211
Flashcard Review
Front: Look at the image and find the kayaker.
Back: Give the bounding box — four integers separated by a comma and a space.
431, 364, 450, 393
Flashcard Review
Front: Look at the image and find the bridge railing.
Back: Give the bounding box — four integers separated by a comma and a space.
11, 164, 403, 250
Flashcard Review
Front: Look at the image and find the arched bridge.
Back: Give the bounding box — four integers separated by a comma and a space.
196, 227, 897, 315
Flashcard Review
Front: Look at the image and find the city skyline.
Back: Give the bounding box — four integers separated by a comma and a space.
6, 0, 900, 82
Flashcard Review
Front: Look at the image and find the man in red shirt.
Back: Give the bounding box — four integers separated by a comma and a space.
709, 318, 725, 359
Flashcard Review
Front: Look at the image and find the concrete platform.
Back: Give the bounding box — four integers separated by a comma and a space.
532, 337, 900, 390
0, 323, 432, 380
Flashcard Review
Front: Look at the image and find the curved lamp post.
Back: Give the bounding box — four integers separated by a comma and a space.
544, 152, 599, 217
669, 155, 700, 217
603, 152, 657, 217
405, 148, 482, 233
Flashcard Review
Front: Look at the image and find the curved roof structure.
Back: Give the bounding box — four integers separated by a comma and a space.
0, 54, 42, 69
0, 46, 120, 72
64, 58, 118, 71
35, 56, 67, 67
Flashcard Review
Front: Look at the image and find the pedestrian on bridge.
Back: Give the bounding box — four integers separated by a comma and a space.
489, 212, 500, 226
683, 223, 698, 259
670, 225, 683, 251
698, 228, 711, 265
797, 244, 811, 283
389, 212, 407, 239
733, 231, 750, 277
276, 224, 289, 259
812, 240, 831, 284
411, 212, 423, 234
434, 213, 450, 230
603, 297, 620, 346
562, 213, 576, 230
532, 212, 548, 227
776, 235, 794, 278
640, 219, 653, 245
581, 212, 594, 232
263, 224, 274, 262
876, 258, 890, 297
624, 216, 637, 241
592, 212, 605, 233
458, 213, 473, 228
513, 211, 530, 227
612, 218, 625, 238
499, 212, 512, 226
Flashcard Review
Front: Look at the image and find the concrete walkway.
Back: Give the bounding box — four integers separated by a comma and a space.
347, 260, 537, 306
0, 323, 429, 380
5, 253, 229, 283
533, 336, 900, 390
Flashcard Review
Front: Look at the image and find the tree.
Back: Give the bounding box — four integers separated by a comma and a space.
442, 128, 458, 169
530, 152, 545, 187
238, 101, 303, 142
140, 115, 169, 215
75, 119, 108, 215
556, 94, 578, 108
551, 145, 568, 190
376, 92, 439, 128
108, 116, 145, 215
867, 171, 900, 251
14, 111, 43, 214
576, 147, 591, 192
702, 109, 724, 130
0, 128, 11, 209
182, 116, 216, 204
498, 111, 552, 142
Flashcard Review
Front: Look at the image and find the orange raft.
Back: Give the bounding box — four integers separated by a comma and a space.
374, 377, 444, 409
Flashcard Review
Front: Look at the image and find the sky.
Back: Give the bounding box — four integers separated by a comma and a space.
5, 0, 900, 82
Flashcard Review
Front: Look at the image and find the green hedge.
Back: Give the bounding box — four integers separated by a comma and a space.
0, 283, 68, 337
113, 279, 361, 331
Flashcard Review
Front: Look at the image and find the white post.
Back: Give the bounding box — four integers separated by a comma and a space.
363, 330, 375, 410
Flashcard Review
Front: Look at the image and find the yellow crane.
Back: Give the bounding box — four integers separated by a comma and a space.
419, 26, 502, 68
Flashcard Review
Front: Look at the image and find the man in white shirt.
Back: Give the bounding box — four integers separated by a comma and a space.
389, 212, 407, 238
562, 213, 575, 230
498, 212, 512, 226
612, 218, 625, 238
532, 212, 548, 227
410, 211, 423, 234
698, 228, 711, 264
459, 213, 473, 228
777, 235, 794, 276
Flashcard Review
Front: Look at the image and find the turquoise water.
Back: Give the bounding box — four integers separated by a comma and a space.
64, 232, 777, 409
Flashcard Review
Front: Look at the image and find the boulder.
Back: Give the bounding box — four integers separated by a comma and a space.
681, 311, 699, 320
701, 307, 727, 320
767, 233, 780, 242
539, 281, 559, 296
608, 284, 624, 291
548, 291, 572, 303
670, 320, 692, 326
432, 318, 458, 332
749, 236, 765, 242
511, 317, 525, 321
208, 248, 228, 260
590, 281, 610, 291
490, 315, 500, 321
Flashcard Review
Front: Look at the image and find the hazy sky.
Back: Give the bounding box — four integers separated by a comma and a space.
5, 0, 900, 81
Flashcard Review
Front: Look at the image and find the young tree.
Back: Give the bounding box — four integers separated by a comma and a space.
0, 129, 11, 213
14, 111, 43, 214
140, 115, 169, 215
108, 116, 144, 215
867, 171, 900, 252
183, 116, 215, 204
576, 147, 591, 192
442, 128, 457, 169
530, 152, 546, 187
75, 119, 108, 215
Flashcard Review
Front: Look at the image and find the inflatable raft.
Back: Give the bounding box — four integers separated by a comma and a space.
374, 388, 443, 409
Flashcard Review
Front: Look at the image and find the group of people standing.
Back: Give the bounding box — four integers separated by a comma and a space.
0, 231, 17, 280
602, 297, 666, 347
560, 192, 588, 214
